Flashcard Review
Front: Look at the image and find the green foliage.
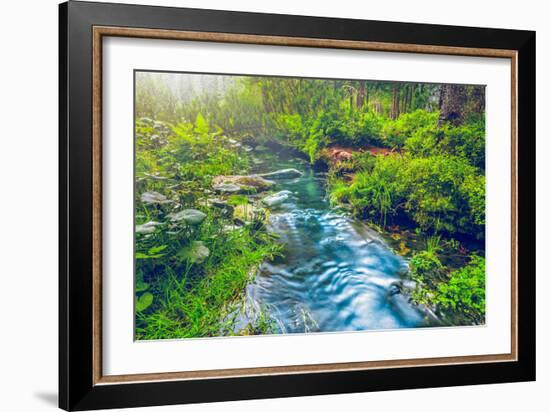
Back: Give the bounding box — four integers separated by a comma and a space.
136, 244, 168, 259
403, 129, 440, 157
349, 151, 377, 172
135, 74, 181, 122
142, 117, 248, 188
227, 194, 249, 206
404, 116, 486, 170
425, 235, 443, 255
410, 250, 446, 290
304, 133, 322, 163
329, 179, 352, 205
194, 113, 210, 136
136, 226, 281, 339
409, 249, 486, 324
330, 153, 485, 238
439, 120, 486, 169
134, 116, 280, 339
436, 255, 486, 323
136, 293, 154, 312
400, 155, 481, 235
383, 110, 439, 149
135, 281, 150, 292
357, 111, 385, 143
461, 173, 486, 226
277, 113, 305, 143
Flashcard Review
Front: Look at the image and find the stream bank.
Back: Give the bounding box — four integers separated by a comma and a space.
226, 142, 438, 334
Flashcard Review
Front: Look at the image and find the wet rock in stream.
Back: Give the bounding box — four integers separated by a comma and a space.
212, 175, 275, 193
257, 168, 303, 179
262, 190, 294, 207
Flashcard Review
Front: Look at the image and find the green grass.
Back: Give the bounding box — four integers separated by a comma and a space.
136, 226, 280, 339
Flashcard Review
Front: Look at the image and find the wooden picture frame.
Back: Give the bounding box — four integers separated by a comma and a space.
59, 1, 535, 410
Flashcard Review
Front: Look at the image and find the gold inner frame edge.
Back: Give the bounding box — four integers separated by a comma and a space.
91, 26, 518, 386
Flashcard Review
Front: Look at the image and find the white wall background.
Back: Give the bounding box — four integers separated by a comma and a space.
0, 0, 545, 411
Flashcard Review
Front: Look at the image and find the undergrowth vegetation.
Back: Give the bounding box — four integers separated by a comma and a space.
135, 116, 280, 339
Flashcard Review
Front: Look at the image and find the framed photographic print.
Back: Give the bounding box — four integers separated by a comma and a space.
59, 1, 536, 410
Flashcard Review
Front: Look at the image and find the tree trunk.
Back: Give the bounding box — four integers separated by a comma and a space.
438, 84, 467, 126
401, 85, 408, 114
391, 84, 400, 120
471, 86, 486, 116
356, 81, 366, 110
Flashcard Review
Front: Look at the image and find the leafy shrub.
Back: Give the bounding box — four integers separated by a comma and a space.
425, 235, 443, 255
328, 180, 352, 205
439, 120, 486, 169
401, 155, 476, 234
383, 110, 439, 149
409, 251, 485, 324
327, 152, 376, 183
359, 111, 384, 135
436, 255, 486, 323
409, 250, 446, 288
330, 153, 485, 238
277, 113, 305, 144
460, 173, 486, 228
403, 129, 440, 157
276, 110, 385, 159
350, 151, 377, 172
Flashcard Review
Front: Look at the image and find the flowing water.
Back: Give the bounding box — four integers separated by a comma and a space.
242, 146, 429, 334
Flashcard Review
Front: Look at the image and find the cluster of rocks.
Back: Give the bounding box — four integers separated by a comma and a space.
210, 168, 302, 219
136, 168, 304, 263
211, 168, 302, 195
137, 117, 171, 148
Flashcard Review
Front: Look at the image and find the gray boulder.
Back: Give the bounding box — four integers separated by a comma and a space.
212, 183, 242, 194
212, 175, 275, 193
262, 190, 293, 207
389, 279, 418, 296
207, 198, 233, 209
136, 221, 161, 234
143, 172, 169, 181
140, 191, 171, 204
258, 168, 303, 179
168, 209, 207, 225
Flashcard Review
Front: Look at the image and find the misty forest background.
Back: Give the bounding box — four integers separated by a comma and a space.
134, 72, 486, 339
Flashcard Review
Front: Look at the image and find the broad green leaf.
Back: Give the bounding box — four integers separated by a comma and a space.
136, 281, 149, 292
136, 292, 154, 312
136, 251, 165, 259
194, 113, 209, 136
148, 245, 168, 255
